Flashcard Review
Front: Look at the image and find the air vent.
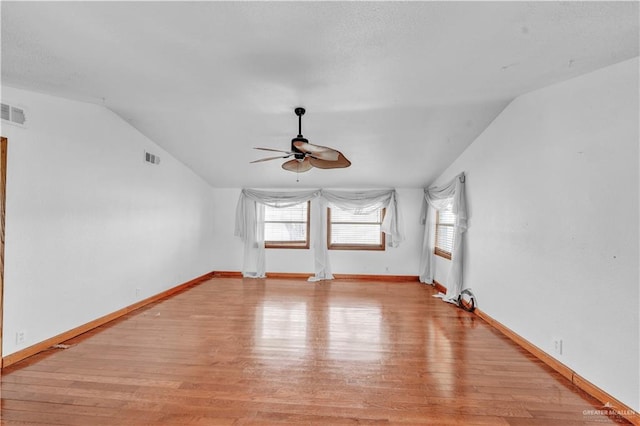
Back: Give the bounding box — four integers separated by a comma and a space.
144, 151, 161, 165
1, 104, 9, 121
1, 102, 27, 127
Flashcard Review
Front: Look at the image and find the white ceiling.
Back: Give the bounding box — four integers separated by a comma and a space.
2, 1, 638, 188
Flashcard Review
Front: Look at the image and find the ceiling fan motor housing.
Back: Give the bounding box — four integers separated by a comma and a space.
291, 136, 308, 158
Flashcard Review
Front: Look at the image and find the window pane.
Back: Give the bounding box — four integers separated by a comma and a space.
330, 208, 382, 223
330, 224, 382, 245
264, 202, 309, 247
265, 222, 307, 242
435, 203, 455, 257
436, 225, 454, 253
264, 203, 307, 222
438, 207, 455, 225
328, 207, 385, 249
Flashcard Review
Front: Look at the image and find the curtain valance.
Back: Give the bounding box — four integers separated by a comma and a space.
234, 188, 403, 280
322, 189, 403, 247
234, 189, 321, 242
241, 189, 322, 208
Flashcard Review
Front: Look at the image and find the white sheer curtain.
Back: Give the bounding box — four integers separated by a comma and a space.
309, 196, 332, 281
419, 173, 467, 303
234, 188, 404, 281
234, 189, 321, 278
234, 198, 266, 278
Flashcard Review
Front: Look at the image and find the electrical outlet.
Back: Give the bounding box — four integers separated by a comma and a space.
16, 331, 26, 345
135, 288, 141, 297
553, 339, 563, 355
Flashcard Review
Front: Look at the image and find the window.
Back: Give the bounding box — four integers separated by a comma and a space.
264, 201, 310, 249
435, 204, 455, 259
328, 208, 385, 250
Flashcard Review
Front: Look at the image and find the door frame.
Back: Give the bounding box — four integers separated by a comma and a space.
0, 136, 7, 368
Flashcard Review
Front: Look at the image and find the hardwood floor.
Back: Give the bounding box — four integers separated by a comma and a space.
1, 278, 630, 425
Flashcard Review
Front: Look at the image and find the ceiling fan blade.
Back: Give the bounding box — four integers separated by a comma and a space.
282, 158, 313, 173
293, 141, 339, 161
251, 154, 291, 163
309, 151, 351, 169
254, 147, 294, 154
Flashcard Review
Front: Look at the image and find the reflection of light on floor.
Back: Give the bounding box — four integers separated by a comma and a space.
424, 320, 454, 398
328, 304, 382, 361
255, 300, 308, 359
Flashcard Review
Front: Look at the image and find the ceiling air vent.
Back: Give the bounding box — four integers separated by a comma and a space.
144, 151, 161, 165
1, 102, 27, 127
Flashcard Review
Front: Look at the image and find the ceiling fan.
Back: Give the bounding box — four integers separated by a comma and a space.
251, 107, 351, 173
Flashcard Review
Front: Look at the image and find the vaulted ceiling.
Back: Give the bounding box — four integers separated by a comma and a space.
2, 1, 638, 188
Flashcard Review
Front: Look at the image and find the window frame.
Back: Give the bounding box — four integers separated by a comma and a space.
327, 207, 386, 251
434, 206, 454, 260
264, 201, 311, 249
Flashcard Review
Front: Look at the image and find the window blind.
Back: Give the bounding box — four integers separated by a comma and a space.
264, 202, 309, 246
435, 205, 455, 256
328, 208, 384, 248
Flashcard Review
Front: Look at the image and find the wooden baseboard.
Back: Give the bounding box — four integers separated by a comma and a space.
432, 279, 447, 294
474, 309, 573, 381
2, 271, 216, 369
212, 271, 419, 282
474, 308, 639, 425
3, 269, 418, 367
430, 280, 638, 424
333, 274, 419, 282
211, 271, 243, 278
212, 271, 311, 280
5, 271, 636, 424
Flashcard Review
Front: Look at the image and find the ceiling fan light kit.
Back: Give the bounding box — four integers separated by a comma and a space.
252, 107, 351, 173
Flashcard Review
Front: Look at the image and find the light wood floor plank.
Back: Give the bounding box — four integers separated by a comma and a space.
1, 278, 630, 425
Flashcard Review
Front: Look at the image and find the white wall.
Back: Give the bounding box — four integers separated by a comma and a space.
432, 58, 639, 411
210, 188, 425, 276
1, 87, 217, 357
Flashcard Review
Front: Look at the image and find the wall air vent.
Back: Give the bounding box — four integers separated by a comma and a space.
1, 102, 27, 127
1, 104, 10, 121
144, 151, 161, 165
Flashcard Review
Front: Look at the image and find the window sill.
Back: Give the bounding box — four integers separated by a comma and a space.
266, 242, 310, 249
434, 249, 452, 260
329, 245, 385, 251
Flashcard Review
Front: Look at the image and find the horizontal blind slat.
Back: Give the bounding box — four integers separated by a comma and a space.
330, 208, 381, 223
435, 203, 455, 255
264, 202, 309, 244
330, 224, 382, 245
329, 208, 384, 247
264, 202, 308, 221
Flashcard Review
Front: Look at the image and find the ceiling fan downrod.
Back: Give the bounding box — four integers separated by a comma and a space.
294, 107, 305, 136
292, 107, 307, 159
